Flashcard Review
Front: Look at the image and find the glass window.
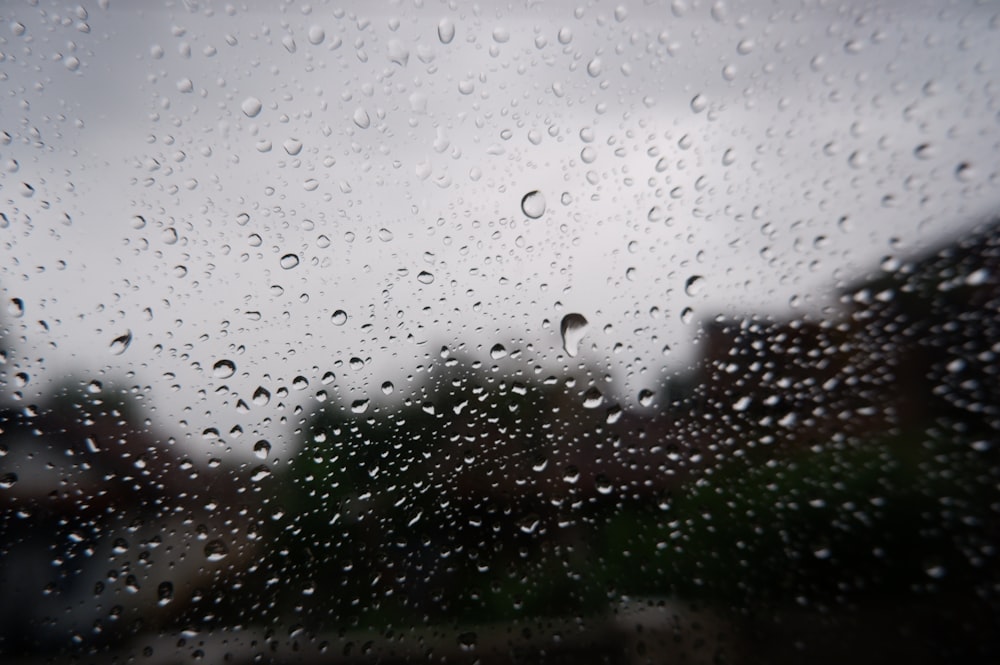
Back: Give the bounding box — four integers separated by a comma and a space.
2, 1, 998, 662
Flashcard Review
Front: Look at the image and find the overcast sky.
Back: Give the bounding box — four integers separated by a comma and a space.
1, 0, 998, 461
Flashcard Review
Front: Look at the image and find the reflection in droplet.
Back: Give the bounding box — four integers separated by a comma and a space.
212, 359, 236, 379
521, 190, 546, 219
560, 313, 589, 357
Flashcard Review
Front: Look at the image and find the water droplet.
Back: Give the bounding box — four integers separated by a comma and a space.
253, 440, 271, 459
252, 386, 270, 406
293, 376, 309, 390
490, 344, 507, 360
914, 143, 934, 160
684, 275, 704, 296
560, 313, 589, 357
690, 93, 707, 113
241, 96, 262, 118
176, 78, 193, 93
586, 57, 603, 77
250, 465, 272, 482
212, 359, 236, 379
457, 632, 478, 651
521, 190, 546, 219
518, 515, 540, 534
8, 298, 24, 318
353, 108, 371, 129
680, 307, 694, 324
0, 473, 18, 489
110, 330, 133, 355
204, 540, 229, 562
638, 389, 655, 407
307, 25, 325, 45
582, 387, 604, 409
87, 380, 102, 394
157, 581, 174, 606
955, 162, 975, 182
351, 399, 370, 414
417, 271, 435, 284
437, 18, 455, 44
492, 26, 510, 43
381, 381, 394, 395
331, 310, 348, 325
283, 138, 303, 155
280, 253, 300, 269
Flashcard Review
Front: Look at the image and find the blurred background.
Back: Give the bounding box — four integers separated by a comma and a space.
1, 1, 999, 663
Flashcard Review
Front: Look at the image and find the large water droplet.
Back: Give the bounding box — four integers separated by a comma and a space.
417, 271, 435, 284
560, 313, 589, 357
353, 108, 371, 129
110, 330, 133, 355
684, 275, 705, 296
490, 343, 507, 360
204, 540, 229, 562
253, 439, 271, 459
252, 386, 270, 406
212, 359, 236, 379
157, 581, 174, 606
521, 190, 546, 219
8, 298, 24, 318
351, 399, 370, 414
331, 309, 348, 326
582, 387, 604, 409
280, 253, 300, 269
307, 25, 325, 45
241, 96, 262, 118
437, 18, 455, 44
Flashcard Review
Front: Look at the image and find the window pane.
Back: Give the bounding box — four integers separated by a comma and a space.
2, 1, 998, 663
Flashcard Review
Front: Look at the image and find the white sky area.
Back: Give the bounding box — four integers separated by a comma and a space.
1, 0, 998, 462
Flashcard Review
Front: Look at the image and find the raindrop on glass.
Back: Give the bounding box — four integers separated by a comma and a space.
437, 18, 455, 44
110, 330, 133, 355
560, 313, 589, 357
252, 386, 270, 406
521, 190, 546, 219
204, 540, 229, 562
253, 440, 271, 459
684, 275, 705, 296
212, 359, 236, 379
241, 96, 262, 118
